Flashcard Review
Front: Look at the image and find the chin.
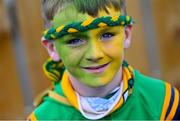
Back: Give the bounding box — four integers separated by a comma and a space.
85, 79, 112, 87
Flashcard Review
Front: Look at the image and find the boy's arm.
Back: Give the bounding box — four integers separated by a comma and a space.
160, 82, 180, 120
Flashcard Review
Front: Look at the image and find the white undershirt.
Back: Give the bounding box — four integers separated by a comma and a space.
76, 81, 124, 120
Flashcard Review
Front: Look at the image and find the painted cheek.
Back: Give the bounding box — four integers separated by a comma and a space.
102, 29, 125, 58
103, 39, 124, 58
112, 33, 125, 57
62, 51, 78, 65
54, 43, 75, 67
62, 48, 86, 72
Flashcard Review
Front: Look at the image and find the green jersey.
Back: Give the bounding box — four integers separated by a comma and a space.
28, 60, 180, 120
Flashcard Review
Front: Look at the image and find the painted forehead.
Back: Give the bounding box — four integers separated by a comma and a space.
43, 4, 134, 40
53, 4, 120, 27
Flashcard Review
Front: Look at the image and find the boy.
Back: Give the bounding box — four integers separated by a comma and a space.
28, 0, 180, 120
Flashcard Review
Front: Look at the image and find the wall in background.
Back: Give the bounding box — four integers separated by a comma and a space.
152, 0, 180, 87
0, 1, 24, 119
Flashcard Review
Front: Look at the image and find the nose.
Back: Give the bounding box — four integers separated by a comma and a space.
85, 41, 104, 62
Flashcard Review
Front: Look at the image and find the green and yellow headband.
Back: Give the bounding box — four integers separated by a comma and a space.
43, 15, 134, 40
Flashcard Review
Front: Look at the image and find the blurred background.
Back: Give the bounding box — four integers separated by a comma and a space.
0, 0, 180, 119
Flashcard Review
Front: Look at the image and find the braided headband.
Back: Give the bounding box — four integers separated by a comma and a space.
43, 15, 134, 40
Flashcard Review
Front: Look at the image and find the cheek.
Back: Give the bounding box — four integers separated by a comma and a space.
58, 47, 85, 70
54, 42, 84, 73
103, 36, 124, 59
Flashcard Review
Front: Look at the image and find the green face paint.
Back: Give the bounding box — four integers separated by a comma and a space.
54, 4, 125, 87
53, 4, 88, 28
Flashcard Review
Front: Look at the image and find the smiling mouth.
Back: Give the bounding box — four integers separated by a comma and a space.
81, 62, 110, 73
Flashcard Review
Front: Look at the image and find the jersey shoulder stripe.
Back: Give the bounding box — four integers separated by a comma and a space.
160, 82, 180, 120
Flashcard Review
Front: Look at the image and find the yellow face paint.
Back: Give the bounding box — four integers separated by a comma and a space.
54, 4, 125, 87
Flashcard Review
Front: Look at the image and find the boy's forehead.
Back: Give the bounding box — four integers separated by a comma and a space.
53, 4, 121, 28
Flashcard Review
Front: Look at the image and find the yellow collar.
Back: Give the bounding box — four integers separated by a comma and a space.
61, 66, 134, 113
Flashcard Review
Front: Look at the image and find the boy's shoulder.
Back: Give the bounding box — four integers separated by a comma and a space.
28, 83, 83, 120
134, 70, 166, 94
28, 69, 180, 120
133, 70, 180, 120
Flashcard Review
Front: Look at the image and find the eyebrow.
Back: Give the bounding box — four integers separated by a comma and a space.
94, 26, 119, 37
67, 32, 88, 38
62, 31, 89, 41
98, 27, 116, 34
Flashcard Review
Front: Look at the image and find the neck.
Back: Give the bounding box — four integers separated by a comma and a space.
68, 67, 122, 97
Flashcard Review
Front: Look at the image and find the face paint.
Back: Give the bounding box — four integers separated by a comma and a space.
54, 4, 125, 87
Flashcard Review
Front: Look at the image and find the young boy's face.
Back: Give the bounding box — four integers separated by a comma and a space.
51, 4, 131, 87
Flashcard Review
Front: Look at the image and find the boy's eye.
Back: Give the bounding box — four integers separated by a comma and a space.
66, 38, 86, 47
100, 32, 115, 41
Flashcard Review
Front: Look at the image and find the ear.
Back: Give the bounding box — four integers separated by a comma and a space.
124, 26, 133, 49
41, 37, 60, 61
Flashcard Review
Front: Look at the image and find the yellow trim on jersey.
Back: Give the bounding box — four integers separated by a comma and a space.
160, 82, 171, 120
124, 67, 131, 81
33, 85, 54, 107
122, 68, 128, 92
111, 96, 124, 114
61, 71, 79, 110
166, 87, 180, 120
27, 112, 37, 121
48, 90, 71, 106
110, 67, 131, 113
61, 67, 133, 113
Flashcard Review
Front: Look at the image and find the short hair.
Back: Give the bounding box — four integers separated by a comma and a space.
41, 0, 127, 28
